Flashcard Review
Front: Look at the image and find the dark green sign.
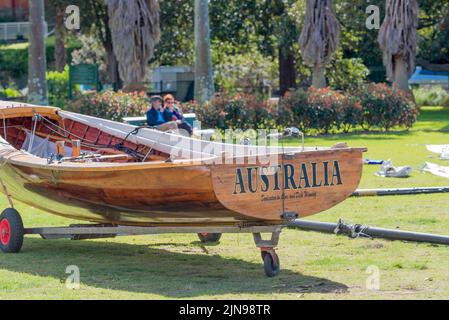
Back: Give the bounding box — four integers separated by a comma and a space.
68, 64, 100, 99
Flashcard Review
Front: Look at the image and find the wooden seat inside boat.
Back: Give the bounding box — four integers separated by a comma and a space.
0, 108, 171, 164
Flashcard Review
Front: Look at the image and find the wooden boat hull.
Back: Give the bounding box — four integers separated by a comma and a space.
0, 159, 246, 226
0, 102, 366, 227
0, 148, 365, 226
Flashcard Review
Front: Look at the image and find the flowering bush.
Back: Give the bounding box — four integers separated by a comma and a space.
279, 88, 362, 133
354, 83, 419, 131
68, 90, 149, 122
182, 94, 277, 130
67, 83, 418, 134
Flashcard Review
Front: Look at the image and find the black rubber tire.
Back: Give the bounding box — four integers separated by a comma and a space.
263, 252, 280, 277
0, 208, 24, 253
197, 233, 222, 243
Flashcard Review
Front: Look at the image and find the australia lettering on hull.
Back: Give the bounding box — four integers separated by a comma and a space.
233, 161, 343, 194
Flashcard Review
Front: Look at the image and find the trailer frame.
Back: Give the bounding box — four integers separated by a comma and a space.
0, 207, 285, 277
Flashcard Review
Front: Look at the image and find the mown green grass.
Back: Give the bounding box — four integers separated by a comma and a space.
0, 107, 448, 300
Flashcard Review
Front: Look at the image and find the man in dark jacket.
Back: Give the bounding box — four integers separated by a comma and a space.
146, 95, 177, 131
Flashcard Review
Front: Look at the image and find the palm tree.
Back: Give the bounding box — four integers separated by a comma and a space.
299, 0, 341, 88
194, 0, 214, 104
106, 0, 160, 91
378, 0, 419, 93
28, 0, 48, 105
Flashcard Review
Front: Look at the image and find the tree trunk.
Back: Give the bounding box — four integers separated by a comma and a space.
394, 56, 411, 93
28, 0, 48, 105
105, 41, 121, 90
312, 65, 326, 88
279, 46, 296, 96
100, 4, 122, 90
54, 5, 66, 72
194, 0, 214, 104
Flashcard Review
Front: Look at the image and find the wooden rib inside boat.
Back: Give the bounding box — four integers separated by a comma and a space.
0, 102, 367, 227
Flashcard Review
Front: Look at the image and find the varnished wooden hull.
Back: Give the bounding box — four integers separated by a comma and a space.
0, 159, 247, 226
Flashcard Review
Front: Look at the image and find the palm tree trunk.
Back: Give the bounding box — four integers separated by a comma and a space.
312, 66, 326, 88
106, 0, 160, 91
378, 0, 419, 94
393, 56, 411, 92
194, 0, 214, 104
299, 0, 340, 90
28, 0, 48, 105
54, 4, 66, 72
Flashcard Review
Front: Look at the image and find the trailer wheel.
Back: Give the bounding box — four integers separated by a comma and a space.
197, 233, 222, 243
263, 251, 280, 277
0, 208, 24, 253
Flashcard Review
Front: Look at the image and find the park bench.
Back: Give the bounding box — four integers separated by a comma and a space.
122, 113, 215, 140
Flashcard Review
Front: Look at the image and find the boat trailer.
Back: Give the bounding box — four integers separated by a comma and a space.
2, 205, 449, 277
0, 207, 285, 277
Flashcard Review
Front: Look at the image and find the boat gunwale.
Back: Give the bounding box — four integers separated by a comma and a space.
1, 145, 367, 172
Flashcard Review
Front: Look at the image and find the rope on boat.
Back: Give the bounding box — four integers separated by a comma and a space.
36, 114, 148, 161
37, 115, 104, 147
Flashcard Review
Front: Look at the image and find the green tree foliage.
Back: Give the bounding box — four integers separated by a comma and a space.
4, 0, 449, 93
418, 0, 449, 63
155, 0, 195, 65
213, 44, 279, 95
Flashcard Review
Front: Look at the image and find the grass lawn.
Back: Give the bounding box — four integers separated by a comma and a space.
0, 107, 448, 300
0, 36, 81, 50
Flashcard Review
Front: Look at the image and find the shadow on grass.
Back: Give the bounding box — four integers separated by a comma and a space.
0, 237, 347, 298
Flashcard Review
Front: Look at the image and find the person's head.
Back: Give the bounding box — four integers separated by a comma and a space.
164, 94, 175, 108
150, 95, 163, 110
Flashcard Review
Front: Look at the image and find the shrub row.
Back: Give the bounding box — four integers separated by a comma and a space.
67, 83, 419, 134
184, 84, 419, 133
68, 90, 148, 122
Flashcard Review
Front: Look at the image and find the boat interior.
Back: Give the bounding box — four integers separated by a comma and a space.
0, 107, 171, 164
0, 103, 322, 166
